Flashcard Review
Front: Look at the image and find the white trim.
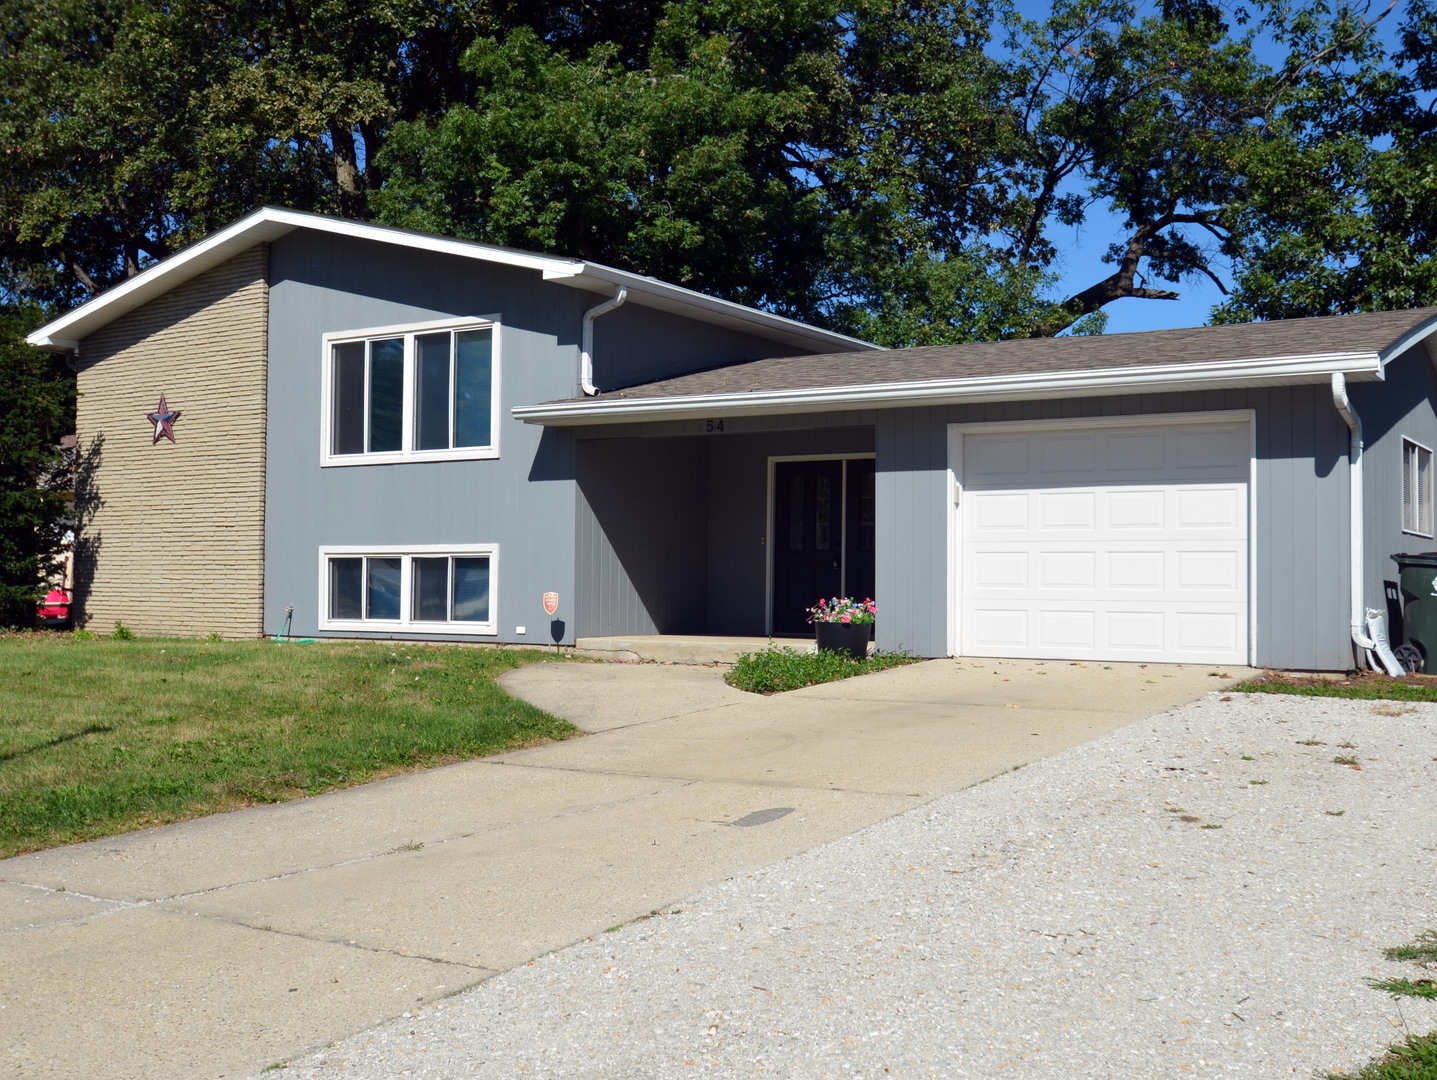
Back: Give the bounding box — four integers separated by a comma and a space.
945, 410, 1257, 665
317, 544, 499, 636
27, 207, 877, 355
1379, 313, 1437, 365
764, 453, 876, 636
514, 353, 1384, 426
319, 317, 502, 467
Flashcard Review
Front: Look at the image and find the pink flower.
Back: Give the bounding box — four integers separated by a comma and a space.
840, 614, 851, 623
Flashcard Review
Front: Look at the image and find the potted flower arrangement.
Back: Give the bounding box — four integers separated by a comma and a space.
808, 596, 876, 659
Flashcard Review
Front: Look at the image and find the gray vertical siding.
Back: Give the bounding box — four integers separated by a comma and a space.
575, 436, 710, 636
875, 387, 1354, 668
591, 305, 812, 391
264, 231, 585, 644
1352, 342, 1437, 648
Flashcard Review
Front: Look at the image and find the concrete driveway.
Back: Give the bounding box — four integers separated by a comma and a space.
0, 657, 1252, 1079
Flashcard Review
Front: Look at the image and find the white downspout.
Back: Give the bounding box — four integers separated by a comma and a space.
1332, 372, 1406, 675
580, 286, 628, 396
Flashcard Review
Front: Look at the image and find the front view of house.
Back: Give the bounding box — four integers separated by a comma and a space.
28, 209, 1437, 671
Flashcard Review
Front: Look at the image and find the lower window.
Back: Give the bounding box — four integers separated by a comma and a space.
319, 545, 496, 634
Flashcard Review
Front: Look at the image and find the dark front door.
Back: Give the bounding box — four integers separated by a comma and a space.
772, 458, 876, 635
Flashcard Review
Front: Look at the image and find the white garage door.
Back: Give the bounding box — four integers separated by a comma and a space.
958, 417, 1250, 664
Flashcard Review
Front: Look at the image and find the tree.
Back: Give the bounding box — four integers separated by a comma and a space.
1, 0, 1425, 344
1214, 0, 1437, 321
0, 305, 75, 627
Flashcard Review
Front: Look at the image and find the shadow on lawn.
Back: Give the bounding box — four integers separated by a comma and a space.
0, 724, 112, 764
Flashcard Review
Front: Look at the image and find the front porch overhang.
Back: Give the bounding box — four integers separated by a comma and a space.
513, 350, 1385, 426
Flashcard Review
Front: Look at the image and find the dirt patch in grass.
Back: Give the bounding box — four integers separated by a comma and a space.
1233, 669, 1437, 702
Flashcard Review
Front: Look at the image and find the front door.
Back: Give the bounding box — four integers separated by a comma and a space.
772, 458, 876, 635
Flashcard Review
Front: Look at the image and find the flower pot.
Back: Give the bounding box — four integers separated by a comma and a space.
814, 621, 872, 659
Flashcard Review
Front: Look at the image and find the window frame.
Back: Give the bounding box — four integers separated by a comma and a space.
320, 316, 501, 467
1403, 436, 1434, 538
318, 544, 499, 635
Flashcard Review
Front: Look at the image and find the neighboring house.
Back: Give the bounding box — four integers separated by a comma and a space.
26, 208, 1437, 670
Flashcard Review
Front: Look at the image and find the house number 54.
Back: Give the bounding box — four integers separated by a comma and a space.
704, 419, 726, 433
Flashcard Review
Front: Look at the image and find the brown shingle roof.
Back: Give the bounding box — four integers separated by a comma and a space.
596, 307, 1437, 401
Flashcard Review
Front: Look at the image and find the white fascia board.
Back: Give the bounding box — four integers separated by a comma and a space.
542, 263, 879, 354
25, 208, 584, 350
26, 206, 876, 356
1379, 311, 1437, 365
513, 350, 1384, 426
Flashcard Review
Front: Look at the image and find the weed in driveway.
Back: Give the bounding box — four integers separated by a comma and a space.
1324, 929, 1437, 1078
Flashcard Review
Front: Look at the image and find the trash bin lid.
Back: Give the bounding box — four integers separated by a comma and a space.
1392, 552, 1437, 568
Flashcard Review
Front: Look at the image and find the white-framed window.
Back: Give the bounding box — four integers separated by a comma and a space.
321, 317, 499, 466
1403, 437, 1434, 537
318, 545, 498, 635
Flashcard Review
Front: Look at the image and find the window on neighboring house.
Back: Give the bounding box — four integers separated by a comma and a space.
320, 546, 497, 634
323, 319, 497, 465
1403, 437, 1433, 537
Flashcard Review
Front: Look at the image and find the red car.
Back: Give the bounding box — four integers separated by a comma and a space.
38, 587, 71, 629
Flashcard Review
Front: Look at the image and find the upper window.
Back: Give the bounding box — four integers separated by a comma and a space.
1404, 437, 1433, 537
322, 318, 498, 465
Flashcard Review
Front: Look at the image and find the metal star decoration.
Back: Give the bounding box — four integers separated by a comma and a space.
146, 394, 181, 444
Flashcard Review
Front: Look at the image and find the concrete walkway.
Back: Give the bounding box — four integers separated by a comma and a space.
0, 657, 1252, 1079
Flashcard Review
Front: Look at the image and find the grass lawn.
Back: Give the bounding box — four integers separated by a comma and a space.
0, 633, 578, 857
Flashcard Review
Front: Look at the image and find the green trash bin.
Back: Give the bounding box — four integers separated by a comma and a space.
1391, 552, 1437, 670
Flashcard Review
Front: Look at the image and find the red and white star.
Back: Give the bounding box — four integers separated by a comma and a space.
146, 394, 181, 444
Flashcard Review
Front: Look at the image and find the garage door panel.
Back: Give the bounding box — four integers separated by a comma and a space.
969, 436, 1029, 479
970, 492, 1029, 531
1038, 551, 1095, 589
1108, 489, 1166, 529
1175, 427, 1248, 472
1040, 434, 1098, 474
973, 551, 1028, 588
969, 542, 1245, 600
967, 601, 1244, 662
1108, 430, 1167, 473
1176, 611, 1242, 653
959, 418, 1249, 665
1039, 491, 1096, 529
1175, 488, 1242, 530
1176, 550, 1241, 591
1106, 550, 1165, 590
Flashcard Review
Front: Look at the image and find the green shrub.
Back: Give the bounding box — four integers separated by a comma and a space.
726, 643, 919, 694
111, 621, 135, 641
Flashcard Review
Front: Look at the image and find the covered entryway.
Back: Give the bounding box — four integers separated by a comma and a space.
952, 413, 1252, 665
771, 456, 876, 634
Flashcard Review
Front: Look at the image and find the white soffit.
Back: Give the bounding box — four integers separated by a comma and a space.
513, 350, 1386, 425
26, 208, 879, 355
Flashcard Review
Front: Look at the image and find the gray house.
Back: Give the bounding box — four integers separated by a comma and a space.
28, 208, 1437, 670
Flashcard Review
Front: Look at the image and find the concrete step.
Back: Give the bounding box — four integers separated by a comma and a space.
574, 634, 813, 665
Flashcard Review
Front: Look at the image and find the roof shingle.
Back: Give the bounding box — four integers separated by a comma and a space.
595, 307, 1437, 401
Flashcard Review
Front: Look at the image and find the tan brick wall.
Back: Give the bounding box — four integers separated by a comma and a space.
73, 245, 269, 638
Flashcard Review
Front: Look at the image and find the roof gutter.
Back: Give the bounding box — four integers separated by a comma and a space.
580, 286, 627, 396
514, 350, 1385, 426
